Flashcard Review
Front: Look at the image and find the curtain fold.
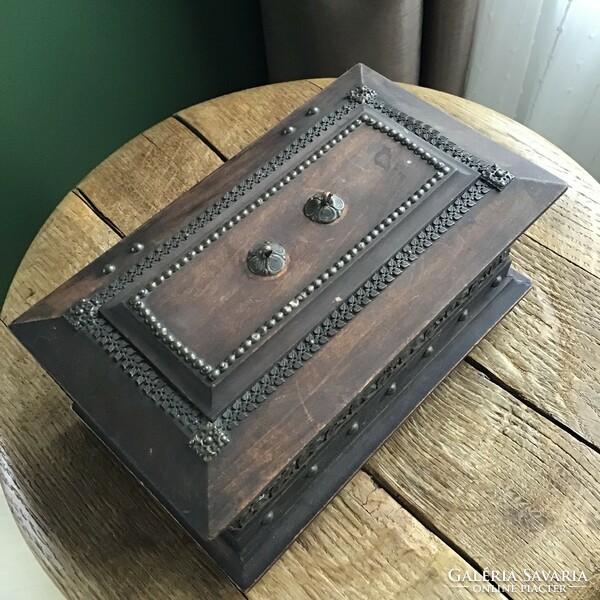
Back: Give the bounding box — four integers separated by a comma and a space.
260, 0, 423, 84
259, 0, 478, 94
466, 0, 600, 181
420, 0, 479, 95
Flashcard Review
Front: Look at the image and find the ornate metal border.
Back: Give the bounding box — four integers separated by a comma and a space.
66, 85, 513, 462
131, 117, 450, 380
126, 87, 512, 380
228, 250, 508, 531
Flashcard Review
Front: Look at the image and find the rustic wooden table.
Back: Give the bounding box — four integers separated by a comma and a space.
1, 81, 599, 600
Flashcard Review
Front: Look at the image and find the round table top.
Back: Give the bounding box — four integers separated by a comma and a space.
1, 80, 599, 599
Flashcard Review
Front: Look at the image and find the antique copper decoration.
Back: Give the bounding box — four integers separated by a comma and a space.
303, 191, 345, 224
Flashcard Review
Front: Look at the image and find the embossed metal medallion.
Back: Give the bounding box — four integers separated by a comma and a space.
247, 241, 287, 277
303, 192, 345, 224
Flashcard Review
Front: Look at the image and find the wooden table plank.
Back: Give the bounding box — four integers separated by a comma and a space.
177, 81, 322, 159
1, 192, 119, 325
471, 235, 600, 448
77, 117, 223, 235
252, 472, 503, 600
367, 362, 600, 600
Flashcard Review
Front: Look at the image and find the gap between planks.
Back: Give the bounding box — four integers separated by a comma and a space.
465, 356, 600, 455
360, 466, 514, 600
173, 114, 229, 163
73, 188, 125, 239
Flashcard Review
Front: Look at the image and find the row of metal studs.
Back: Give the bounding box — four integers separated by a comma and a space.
129, 116, 365, 379
130, 112, 452, 381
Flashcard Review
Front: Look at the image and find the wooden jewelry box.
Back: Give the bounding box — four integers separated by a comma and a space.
10, 65, 567, 589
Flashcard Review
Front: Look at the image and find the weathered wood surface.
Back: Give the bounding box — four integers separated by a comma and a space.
367, 362, 600, 600
1, 81, 599, 598
1, 192, 120, 324
77, 117, 223, 235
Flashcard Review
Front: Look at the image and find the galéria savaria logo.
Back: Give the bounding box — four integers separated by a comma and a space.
448, 568, 589, 594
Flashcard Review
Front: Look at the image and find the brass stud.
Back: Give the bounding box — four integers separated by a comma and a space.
385, 383, 397, 396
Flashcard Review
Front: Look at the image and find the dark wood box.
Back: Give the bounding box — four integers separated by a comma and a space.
10, 65, 567, 589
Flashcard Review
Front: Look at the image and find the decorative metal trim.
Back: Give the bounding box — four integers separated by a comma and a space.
229, 251, 508, 530
197, 180, 492, 459
348, 85, 377, 104
129, 120, 449, 380
189, 421, 230, 460
303, 192, 345, 224
247, 242, 287, 277
480, 163, 514, 190
67, 297, 204, 431
65, 83, 514, 461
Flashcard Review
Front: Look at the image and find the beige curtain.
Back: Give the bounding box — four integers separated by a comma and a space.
260, 0, 479, 95
465, 0, 600, 181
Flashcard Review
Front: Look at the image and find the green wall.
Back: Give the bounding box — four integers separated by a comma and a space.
0, 0, 267, 307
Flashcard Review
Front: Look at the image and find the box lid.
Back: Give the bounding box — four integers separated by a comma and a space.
11, 65, 567, 539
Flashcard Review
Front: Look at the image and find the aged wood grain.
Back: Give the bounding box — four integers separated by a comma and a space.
367, 362, 600, 600
0, 323, 501, 599
177, 81, 322, 159
1, 192, 119, 325
315, 78, 600, 278
471, 235, 600, 448
77, 117, 222, 235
